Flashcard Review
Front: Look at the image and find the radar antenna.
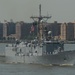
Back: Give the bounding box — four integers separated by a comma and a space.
30, 4, 51, 22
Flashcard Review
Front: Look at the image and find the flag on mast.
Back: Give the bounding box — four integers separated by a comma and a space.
30, 25, 34, 33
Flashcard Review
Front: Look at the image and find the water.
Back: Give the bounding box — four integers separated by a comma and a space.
0, 43, 75, 75
0, 63, 75, 75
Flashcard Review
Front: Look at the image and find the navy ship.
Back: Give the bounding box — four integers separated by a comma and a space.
5, 38, 75, 65
5, 4, 75, 66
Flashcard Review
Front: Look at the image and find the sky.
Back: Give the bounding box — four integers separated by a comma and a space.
0, 0, 75, 23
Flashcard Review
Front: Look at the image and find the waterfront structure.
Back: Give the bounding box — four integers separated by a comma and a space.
3, 22, 8, 38
1, 20, 75, 41
74, 23, 75, 40
60, 23, 67, 40
0, 23, 3, 39
16, 22, 21, 39
60, 23, 74, 41
16, 21, 33, 39
21, 22, 32, 39
3, 21, 16, 39
66, 23, 74, 41
7, 22, 15, 36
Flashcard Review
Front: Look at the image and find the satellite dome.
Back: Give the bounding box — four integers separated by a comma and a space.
40, 20, 43, 23
48, 31, 52, 34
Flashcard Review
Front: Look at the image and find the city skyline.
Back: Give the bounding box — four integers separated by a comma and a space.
0, 0, 75, 23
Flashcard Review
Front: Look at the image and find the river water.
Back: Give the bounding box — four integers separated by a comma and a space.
0, 43, 75, 75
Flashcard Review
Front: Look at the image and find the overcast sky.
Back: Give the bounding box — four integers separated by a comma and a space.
0, 0, 75, 23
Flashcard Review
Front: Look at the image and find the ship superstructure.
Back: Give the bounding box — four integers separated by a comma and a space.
30, 4, 51, 42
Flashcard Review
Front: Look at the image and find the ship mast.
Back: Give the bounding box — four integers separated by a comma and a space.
30, 4, 51, 41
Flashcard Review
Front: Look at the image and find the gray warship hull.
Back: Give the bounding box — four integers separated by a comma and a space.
5, 42, 75, 65
5, 51, 75, 64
